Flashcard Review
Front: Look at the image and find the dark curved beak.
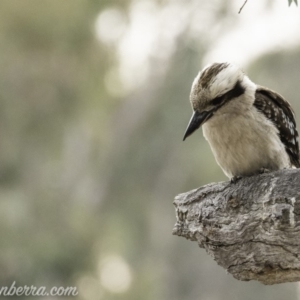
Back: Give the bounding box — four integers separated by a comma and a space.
183, 111, 212, 141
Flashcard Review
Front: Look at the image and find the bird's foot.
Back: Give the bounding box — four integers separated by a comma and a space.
259, 167, 271, 174
230, 175, 242, 184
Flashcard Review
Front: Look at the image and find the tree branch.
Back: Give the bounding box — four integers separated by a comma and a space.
173, 169, 300, 284
238, 0, 248, 14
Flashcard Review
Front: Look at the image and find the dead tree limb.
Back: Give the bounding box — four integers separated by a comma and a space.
173, 169, 300, 285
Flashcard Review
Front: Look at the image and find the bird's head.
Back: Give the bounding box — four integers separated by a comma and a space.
183, 62, 250, 141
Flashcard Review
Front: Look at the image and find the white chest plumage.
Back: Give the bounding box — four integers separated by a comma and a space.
202, 100, 290, 178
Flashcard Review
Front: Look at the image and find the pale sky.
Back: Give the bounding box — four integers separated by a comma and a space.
204, 0, 300, 67
95, 0, 300, 94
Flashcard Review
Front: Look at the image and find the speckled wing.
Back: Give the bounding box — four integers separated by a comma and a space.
254, 86, 300, 168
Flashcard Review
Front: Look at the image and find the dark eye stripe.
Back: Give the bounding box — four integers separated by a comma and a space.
211, 95, 224, 105
210, 80, 245, 107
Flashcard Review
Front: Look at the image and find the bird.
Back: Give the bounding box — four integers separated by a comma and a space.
183, 62, 300, 180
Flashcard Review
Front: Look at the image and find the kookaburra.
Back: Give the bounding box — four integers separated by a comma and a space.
183, 62, 300, 179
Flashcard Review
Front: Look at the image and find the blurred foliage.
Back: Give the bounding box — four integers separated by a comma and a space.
288, 0, 298, 6
0, 0, 299, 300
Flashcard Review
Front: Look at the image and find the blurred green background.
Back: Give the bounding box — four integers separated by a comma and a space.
1, 0, 300, 299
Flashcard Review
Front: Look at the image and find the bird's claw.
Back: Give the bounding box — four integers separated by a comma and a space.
259, 167, 270, 174
230, 175, 242, 184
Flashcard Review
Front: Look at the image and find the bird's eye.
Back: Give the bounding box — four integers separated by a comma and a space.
211, 95, 224, 106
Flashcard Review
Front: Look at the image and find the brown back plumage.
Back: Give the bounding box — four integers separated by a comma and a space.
254, 86, 300, 168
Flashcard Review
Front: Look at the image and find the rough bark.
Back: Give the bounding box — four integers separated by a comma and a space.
172, 169, 300, 285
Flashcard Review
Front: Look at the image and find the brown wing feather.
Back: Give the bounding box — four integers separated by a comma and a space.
254, 86, 300, 168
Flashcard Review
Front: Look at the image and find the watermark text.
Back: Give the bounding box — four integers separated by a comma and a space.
0, 281, 78, 297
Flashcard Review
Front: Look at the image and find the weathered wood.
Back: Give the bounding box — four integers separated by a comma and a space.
173, 169, 300, 284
